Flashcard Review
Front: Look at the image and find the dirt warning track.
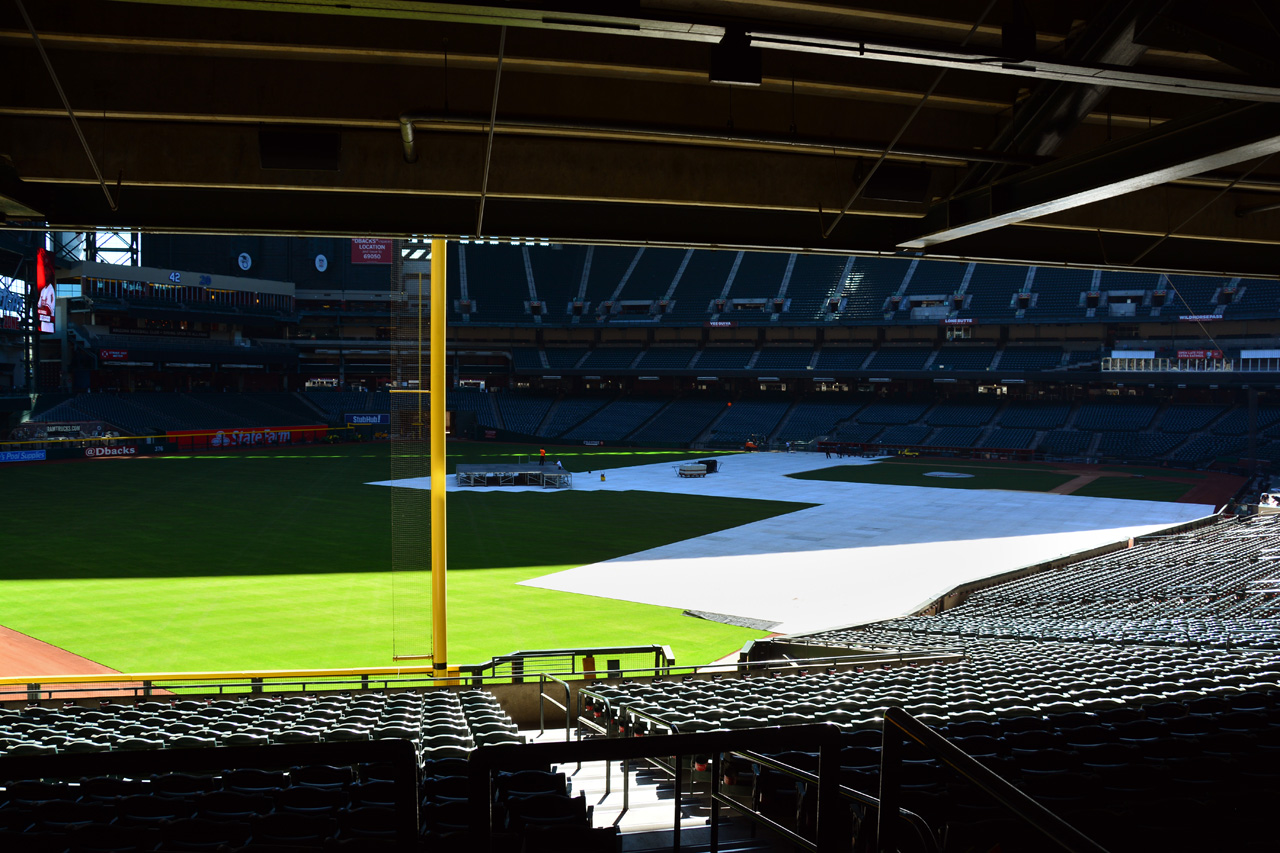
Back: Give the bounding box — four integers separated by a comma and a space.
0, 625, 159, 699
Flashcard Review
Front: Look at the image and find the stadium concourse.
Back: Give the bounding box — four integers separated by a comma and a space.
371, 452, 1211, 635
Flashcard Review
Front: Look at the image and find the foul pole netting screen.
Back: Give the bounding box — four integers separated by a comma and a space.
389, 239, 433, 661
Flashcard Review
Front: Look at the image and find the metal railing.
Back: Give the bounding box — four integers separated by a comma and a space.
586, 690, 939, 853
467, 724, 849, 852
538, 672, 573, 743
0, 644, 678, 702
879, 707, 1110, 853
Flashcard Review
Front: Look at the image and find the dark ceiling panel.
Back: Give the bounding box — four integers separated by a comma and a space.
2, 0, 1279, 277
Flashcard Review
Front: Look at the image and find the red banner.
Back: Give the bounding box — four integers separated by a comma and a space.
351, 238, 394, 264
100, 349, 129, 361
166, 425, 326, 449
1177, 349, 1224, 359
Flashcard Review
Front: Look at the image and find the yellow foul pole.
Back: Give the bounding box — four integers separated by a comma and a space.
430, 239, 448, 678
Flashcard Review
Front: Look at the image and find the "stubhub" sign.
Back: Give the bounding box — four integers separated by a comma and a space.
346, 414, 390, 425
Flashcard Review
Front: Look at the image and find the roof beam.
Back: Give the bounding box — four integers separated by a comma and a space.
748, 29, 1280, 102
899, 102, 1280, 250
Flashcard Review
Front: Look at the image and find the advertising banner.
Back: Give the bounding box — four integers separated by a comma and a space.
85, 445, 137, 458
1176, 349, 1224, 359
166, 425, 326, 449
351, 238, 394, 264
345, 414, 390, 425
100, 349, 130, 361
1179, 315, 1220, 322
36, 248, 55, 334
0, 449, 46, 463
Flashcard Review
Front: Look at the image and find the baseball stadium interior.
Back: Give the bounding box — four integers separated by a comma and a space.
5, 1, 1280, 851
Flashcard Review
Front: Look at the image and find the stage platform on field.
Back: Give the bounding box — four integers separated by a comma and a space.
455, 462, 571, 489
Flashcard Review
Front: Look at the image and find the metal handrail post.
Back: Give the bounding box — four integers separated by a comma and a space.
674, 751, 682, 852
882, 707, 1110, 853
710, 749, 720, 853
876, 718, 902, 853
816, 738, 843, 851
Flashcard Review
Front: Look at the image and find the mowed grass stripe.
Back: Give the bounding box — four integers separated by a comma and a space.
0, 443, 807, 672
789, 460, 1077, 492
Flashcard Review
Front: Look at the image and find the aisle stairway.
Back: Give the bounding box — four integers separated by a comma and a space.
526, 728, 790, 852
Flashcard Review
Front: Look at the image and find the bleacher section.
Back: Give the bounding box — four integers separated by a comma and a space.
1158, 405, 1225, 432
752, 348, 814, 371
1074, 401, 1159, 431
30, 393, 323, 435
1038, 430, 1092, 456
665, 251, 736, 322
999, 402, 1071, 429
856, 402, 931, 424
0, 690, 579, 850
511, 347, 544, 371
544, 348, 588, 370
707, 401, 790, 444
459, 242, 529, 323
834, 257, 906, 320
1095, 432, 1183, 459
630, 400, 724, 444
999, 347, 1064, 371
527, 244, 586, 312
305, 391, 380, 418
694, 348, 754, 371
1170, 434, 1244, 464
1228, 278, 1280, 317
1027, 268, 1090, 319
785, 254, 852, 322
981, 428, 1036, 449
774, 401, 862, 443
1213, 407, 1280, 435
578, 348, 642, 371
541, 397, 612, 437
561, 399, 665, 441
449, 388, 499, 428
931, 347, 996, 372
634, 348, 696, 371
495, 395, 553, 435
925, 426, 983, 447
615, 248, 686, 301
832, 423, 884, 443
926, 402, 997, 426
581, 245, 638, 308
960, 264, 1025, 321
864, 347, 932, 372
812, 348, 872, 372
877, 424, 931, 446
904, 260, 967, 296
726, 253, 788, 305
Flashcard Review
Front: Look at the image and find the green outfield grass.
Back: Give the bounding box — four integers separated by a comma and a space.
789, 458, 1077, 492
1071, 477, 1196, 502
0, 443, 809, 673
1099, 466, 1205, 479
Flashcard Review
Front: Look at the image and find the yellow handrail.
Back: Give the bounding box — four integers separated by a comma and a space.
0, 663, 448, 687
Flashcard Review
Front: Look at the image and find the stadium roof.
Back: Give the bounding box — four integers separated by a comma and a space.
4, 1, 1280, 277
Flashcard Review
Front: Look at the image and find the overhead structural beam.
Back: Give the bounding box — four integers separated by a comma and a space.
899, 102, 1280, 250
747, 30, 1280, 102
1135, 1, 1280, 81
